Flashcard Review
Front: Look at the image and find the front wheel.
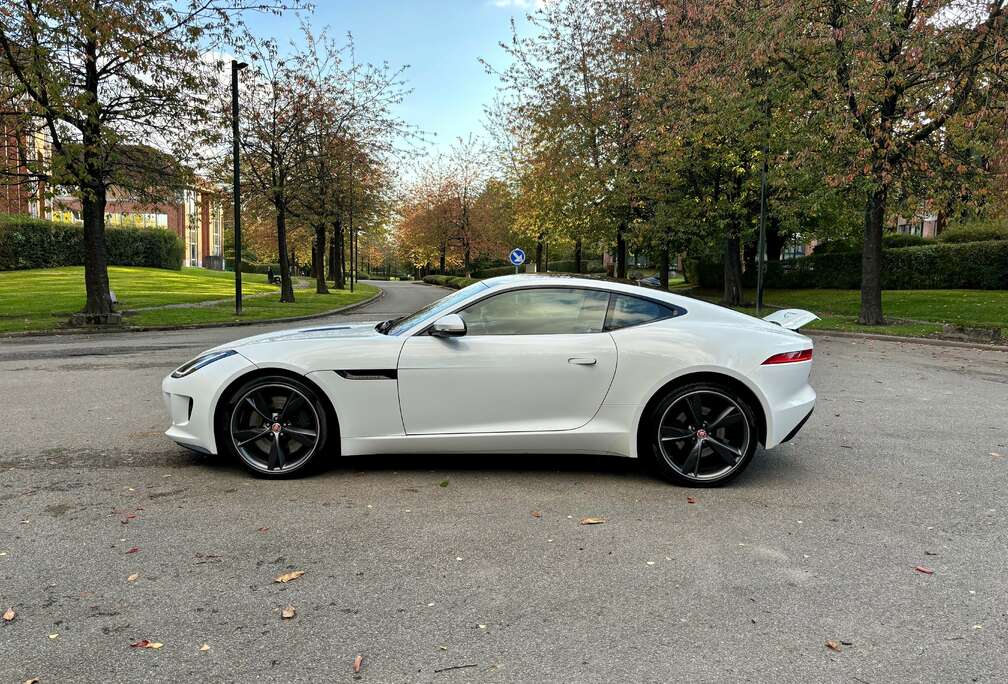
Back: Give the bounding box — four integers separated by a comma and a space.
644, 382, 758, 487
221, 375, 330, 477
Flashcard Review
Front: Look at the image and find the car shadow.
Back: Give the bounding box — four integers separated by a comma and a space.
189, 445, 799, 486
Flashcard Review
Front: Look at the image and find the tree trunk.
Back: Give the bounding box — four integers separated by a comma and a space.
332, 217, 345, 289
859, 187, 886, 325
439, 240, 446, 274
77, 30, 113, 320
766, 216, 786, 262
313, 223, 329, 294
616, 222, 627, 279
722, 228, 743, 306
80, 181, 113, 318
574, 239, 582, 274
275, 201, 295, 303
328, 225, 336, 282
535, 237, 543, 272
659, 226, 670, 290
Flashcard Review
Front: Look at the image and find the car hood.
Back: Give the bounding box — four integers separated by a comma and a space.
209, 321, 384, 352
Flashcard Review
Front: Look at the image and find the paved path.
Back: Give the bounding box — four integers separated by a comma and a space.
1, 282, 1006, 682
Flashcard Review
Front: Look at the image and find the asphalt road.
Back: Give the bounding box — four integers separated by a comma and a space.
1, 280, 1006, 683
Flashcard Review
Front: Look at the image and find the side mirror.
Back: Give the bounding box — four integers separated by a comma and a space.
430, 313, 466, 338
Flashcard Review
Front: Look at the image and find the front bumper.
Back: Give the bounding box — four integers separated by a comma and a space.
162, 352, 257, 454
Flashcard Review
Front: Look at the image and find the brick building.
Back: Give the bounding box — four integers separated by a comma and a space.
51, 186, 225, 269
1, 109, 50, 218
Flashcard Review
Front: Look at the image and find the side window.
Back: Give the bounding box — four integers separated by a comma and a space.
459, 288, 610, 335
605, 294, 680, 331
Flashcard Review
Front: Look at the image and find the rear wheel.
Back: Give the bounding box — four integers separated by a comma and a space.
644, 382, 758, 487
222, 375, 329, 477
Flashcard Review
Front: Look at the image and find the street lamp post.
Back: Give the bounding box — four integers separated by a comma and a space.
231, 59, 248, 315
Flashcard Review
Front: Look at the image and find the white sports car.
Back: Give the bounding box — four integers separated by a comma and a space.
163, 275, 817, 486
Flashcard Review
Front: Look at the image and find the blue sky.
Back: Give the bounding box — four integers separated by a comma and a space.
244, 1, 538, 155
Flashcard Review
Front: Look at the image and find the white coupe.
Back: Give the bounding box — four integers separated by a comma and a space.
163, 275, 817, 486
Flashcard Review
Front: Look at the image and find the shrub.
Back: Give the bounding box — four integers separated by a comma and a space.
938, 222, 1008, 244
813, 232, 931, 253
0, 215, 183, 270
472, 264, 517, 278
423, 274, 480, 289
546, 259, 606, 274
882, 232, 931, 248
748, 241, 1008, 290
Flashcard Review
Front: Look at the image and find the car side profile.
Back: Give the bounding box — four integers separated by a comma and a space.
162, 275, 817, 486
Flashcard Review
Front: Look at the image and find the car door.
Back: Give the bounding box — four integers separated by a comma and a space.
397, 287, 618, 434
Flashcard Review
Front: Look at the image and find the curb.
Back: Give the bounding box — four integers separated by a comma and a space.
805, 328, 1008, 353
0, 288, 384, 339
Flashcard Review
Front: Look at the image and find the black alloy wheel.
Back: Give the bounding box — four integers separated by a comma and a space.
646, 382, 758, 486
224, 376, 329, 476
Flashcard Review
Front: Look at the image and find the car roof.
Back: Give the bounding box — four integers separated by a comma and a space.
480, 274, 686, 305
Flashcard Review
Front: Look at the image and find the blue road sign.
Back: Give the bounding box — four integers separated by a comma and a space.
509, 248, 526, 266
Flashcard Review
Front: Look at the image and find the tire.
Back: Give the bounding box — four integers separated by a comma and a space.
642, 381, 758, 487
219, 375, 331, 477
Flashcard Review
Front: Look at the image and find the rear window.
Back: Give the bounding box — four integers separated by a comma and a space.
605, 294, 682, 331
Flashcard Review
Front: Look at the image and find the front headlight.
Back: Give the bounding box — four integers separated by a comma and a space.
171, 350, 238, 378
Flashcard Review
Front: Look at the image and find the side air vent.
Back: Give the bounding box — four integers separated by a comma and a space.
335, 369, 397, 380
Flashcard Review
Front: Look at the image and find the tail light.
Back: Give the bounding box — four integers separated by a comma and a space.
762, 349, 813, 365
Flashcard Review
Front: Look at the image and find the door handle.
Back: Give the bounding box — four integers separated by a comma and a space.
568, 357, 597, 366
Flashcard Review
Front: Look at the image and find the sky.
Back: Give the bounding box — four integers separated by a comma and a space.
243, 0, 540, 156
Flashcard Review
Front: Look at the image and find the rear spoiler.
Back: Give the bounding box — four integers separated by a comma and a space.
762, 309, 819, 331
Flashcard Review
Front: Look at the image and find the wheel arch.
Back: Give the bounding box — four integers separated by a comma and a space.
632, 370, 768, 459
211, 366, 340, 454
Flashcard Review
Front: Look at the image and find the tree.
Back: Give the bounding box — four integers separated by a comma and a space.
288, 26, 410, 293
0, 0, 294, 321
792, 0, 1008, 323
238, 36, 308, 302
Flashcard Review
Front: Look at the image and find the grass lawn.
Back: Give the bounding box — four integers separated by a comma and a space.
691, 288, 1008, 338
0, 266, 375, 333
126, 284, 379, 328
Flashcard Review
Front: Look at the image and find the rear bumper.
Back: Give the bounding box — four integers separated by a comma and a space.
764, 382, 816, 448
781, 406, 814, 443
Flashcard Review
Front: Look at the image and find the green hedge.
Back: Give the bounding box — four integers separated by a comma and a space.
547, 259, 606, 274
423, 274, 480, 289
938, 223, 1008, 244
747, 240, 1008, 290
0, 215, 183, 270
472, 264, 518, 278
814, 232, 932, 253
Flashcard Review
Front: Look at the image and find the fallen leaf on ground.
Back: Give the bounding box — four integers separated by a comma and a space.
48, 633, 58, 639
24, 679, 40, 684
130, 639, 163, 649
439, 480, 449, 488
2, 607, 14, 621
353, 654, 363, 673
274, 570, 305, 583
125, 547, 140, 554
579, 516, 605, 525
257, 527, 269, 533
914, 566, 934, 575
686, 496, 697, 504
530, 511, 542, 518
127, 573, 139, 582
200, 643, 210, 651
825, 640, 842, 652
281, 605, 296, 619
991, 452, 1003, 459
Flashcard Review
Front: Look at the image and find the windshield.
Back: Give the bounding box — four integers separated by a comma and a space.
382, 281, 489, 336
